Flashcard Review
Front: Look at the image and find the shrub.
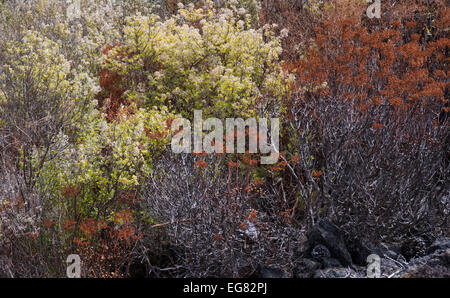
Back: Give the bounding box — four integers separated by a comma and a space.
39, 106, 174, 217
0, 1, 176, 277
272, 0, 449, 240
140, 152, 304, 277
102, 0, 289, 118
0, 0, 448, 278
0, 30, 97, 253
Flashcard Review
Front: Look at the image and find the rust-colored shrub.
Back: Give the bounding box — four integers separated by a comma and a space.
260, 0, 449, 240
96, 44, 128, 122
72, 212, 142, 278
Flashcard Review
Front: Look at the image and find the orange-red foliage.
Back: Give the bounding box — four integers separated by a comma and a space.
70, 210, 140, 277
276, 1, 448, 117
96, 44, 129, 122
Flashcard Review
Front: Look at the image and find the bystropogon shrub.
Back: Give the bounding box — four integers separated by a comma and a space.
0, 29, 98, 277
27, 106, 175, 276
0, 1, 177, 277
1, 75, 175, 277
0, 29, 97, 198
102, 0, 289, 119
39, 107, 174, 215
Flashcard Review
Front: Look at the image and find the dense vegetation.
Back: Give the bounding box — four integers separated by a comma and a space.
0, 0, 448, 277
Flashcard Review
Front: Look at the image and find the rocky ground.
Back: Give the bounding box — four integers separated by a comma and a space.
254, 219, 450, 278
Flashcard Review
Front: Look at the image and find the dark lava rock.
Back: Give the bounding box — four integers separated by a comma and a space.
347, 238, 403, 266
294, 258, 321, 278
322, 258, 342, 268
401, 236, 427, 261
311, 244, 331, 260
411, 247, 450, 267
307, 219, 353, 267
402, 248, 450, 278
426, 237, 450, 255
346, 237, 373, 266
311, 244, 342, 268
